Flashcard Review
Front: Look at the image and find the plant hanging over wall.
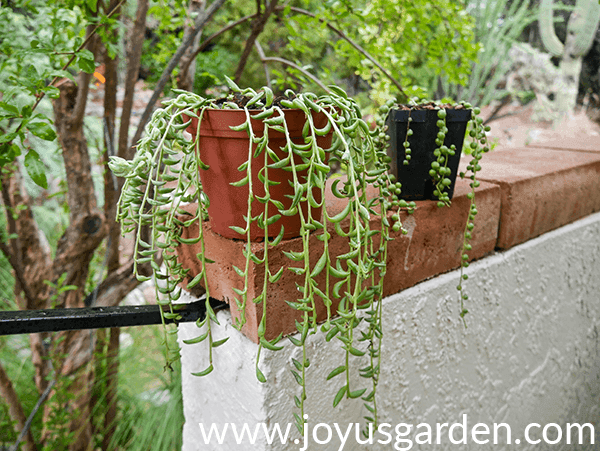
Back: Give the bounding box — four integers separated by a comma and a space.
379, 99, 491, 323
109, 79, 412, 432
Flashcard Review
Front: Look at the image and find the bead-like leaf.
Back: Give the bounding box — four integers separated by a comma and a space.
256, 366, 267, 383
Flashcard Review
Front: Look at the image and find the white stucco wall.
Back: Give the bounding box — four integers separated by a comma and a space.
178, 211, 600, 450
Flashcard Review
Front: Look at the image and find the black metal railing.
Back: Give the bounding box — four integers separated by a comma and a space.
0, 299, 229, 335
0, 298, 229, 451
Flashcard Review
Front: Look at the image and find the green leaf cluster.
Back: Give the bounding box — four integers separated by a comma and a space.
112, 80, 412, 430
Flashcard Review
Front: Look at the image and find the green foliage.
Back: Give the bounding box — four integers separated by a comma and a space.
106, 328, 184, 450
0, 325, 184, 450
106, 374, 184, 451
0, 1, 87, 169
24, 149, 48, 189
0, 0, 122, 172
138, 0, 480, 105
192, 45, 239, 94
0, 336, 41, 447
441, 0, 536, 106
111, 81, 410, 429
305, 0, 480, 104
139, 0, 194, 88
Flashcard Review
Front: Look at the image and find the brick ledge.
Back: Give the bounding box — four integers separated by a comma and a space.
177, 144, 600, 342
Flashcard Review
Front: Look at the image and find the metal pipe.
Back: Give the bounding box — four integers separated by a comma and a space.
0, 299, 228, 336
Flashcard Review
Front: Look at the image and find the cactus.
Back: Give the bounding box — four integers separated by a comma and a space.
539, 0, 600, 115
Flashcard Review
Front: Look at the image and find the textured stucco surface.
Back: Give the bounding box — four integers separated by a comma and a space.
179, 211, 600, 450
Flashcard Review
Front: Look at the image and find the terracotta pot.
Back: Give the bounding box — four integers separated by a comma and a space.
185, 108, 333, 241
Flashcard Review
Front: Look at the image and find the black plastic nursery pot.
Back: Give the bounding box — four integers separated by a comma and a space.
386, 107, 472, 201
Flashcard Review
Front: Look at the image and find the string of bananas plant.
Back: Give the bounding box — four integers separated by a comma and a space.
109, 79, 411, 433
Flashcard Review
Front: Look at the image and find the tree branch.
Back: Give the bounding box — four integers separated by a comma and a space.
1, 169, 52, 394
118, 0, 149, 161
52, 80, 104, 242
177, 0, 206, 92
102, 0, 121, 275
0, 362, 37, 451
7, 0, 126, 142
0, 166, 20, 273
263, 57, 330, 93
0, 165, 51, 310
0, 242, 37, 310
83, 260, 144, 308
254, 40, 271, 88
180, 13, 258, 78
72, 71, 94, 127
131, 0, 228, 148
233, 0, 279, 83
276, 5, 406, 96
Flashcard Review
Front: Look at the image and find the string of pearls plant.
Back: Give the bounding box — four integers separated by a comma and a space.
457, 104, 490, 322
377, 99, 491, 325
109, 79, 410, 433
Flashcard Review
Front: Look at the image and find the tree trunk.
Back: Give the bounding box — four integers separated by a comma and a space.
233, 0, 279, 83
40, 24, 107, 448
118, 0, 149, 161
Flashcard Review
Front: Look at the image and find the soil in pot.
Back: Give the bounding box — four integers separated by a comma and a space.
186, 108, 333, 241
386, 105, 471, 201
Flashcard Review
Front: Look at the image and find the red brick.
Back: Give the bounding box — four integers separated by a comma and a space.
468, 146, 600, 249
529, 135, 600, 154
178, 176, 500, 342
383, 178, 500, 297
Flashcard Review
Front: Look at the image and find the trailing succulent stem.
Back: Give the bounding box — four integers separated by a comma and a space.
457, 106, 490, 325
430, 108, 456, 208
111, 79, 408, 433
377, 99, 490, 325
